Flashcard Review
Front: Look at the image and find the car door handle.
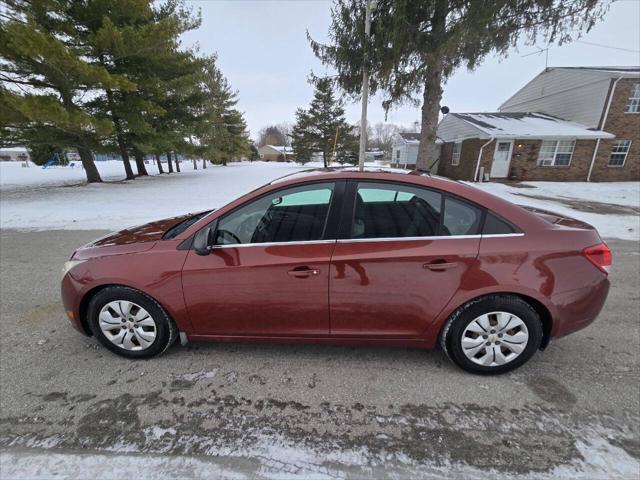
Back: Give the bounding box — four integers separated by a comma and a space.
423, 261, 458, 271
287, 267, 320, 278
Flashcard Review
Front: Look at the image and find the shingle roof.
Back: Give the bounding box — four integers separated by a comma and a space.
449, 112, 614, 139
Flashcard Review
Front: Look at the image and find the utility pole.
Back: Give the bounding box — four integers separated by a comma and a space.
358, 0, 374, 172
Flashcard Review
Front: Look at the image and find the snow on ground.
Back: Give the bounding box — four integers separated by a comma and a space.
0, 160, 638, 239
468, 181, 640, 241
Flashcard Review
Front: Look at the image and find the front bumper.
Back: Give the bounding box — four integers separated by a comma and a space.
61, 273, 90, 335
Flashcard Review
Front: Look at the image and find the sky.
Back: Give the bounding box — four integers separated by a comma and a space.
181, 0, 640, 139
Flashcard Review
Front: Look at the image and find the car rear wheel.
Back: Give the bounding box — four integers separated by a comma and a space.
87, 286, 176, 359
440, 295, 543, 374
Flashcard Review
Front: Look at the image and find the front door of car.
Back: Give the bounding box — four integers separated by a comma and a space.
182, 181, 343, 337
329, 181, 482, 337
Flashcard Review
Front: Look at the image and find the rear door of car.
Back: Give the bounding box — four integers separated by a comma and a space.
328, 180, 482, 337
181, 180, 345, 337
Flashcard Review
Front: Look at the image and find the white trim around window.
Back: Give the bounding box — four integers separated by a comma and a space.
609, 139, 632, 167
626, 83, 640, 113
537, 139, 575, 167
451, 141, 462, 166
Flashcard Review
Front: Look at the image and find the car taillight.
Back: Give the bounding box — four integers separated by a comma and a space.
583, 243, 612, 275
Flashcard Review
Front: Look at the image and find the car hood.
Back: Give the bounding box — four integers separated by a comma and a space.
72, 214, 194, 260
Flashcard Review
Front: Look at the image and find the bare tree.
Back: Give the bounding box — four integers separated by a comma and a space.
256, 123, 293, 147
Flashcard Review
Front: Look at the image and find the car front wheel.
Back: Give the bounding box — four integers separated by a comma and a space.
440, 295, 543, 374
87, 286, 176, 359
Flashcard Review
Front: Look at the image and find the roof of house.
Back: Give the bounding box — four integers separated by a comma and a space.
0, 146, 28, 153
551, 66, 640, 76
438, 112, 614, 142
260, 145, 294, 155
397, 132, 444, 144
398, 132, 421, 143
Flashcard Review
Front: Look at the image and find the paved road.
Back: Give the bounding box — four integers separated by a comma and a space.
1, 229, 638, 479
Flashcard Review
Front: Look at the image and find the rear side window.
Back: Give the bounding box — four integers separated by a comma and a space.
442, 197, 483, 236
483, 212, 520, 234
351, 183, 442, 239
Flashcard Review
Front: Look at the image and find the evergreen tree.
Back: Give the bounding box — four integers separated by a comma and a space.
193, 57, 250, 166
291, 77, 357, 167
78, 0, 201, 179
0, 0, 134, 182
310, 0, 610, 169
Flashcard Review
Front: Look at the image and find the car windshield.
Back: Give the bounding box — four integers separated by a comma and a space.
163, 210, 212, 240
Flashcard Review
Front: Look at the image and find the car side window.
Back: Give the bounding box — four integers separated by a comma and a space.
483, 212, 521, 234
443, 196, 483, 236
215, 183, 335, 245
351, 182, 442, 239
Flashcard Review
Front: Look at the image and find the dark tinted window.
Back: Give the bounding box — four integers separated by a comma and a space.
443, 197, 483, 236
483, 212, 519, 234
351, 183, 442, 239
216, 183, 334, 245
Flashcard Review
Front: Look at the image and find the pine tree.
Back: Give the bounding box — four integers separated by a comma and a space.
78, 0, 201, 179
193, 57, 250, 166
291, 77, 357, 167
310, 0, 610, 169
0, 0, 134, 182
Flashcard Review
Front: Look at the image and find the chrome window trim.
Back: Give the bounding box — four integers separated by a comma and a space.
337, 235, 482, 243
481, 233, 525, 238
207, 233, 524, 249
210, 239, 337, 249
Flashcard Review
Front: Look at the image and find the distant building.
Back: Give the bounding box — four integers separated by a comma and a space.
437, 66, 639, 182
0, 146, 30, 162
258, 145, 295, 162
391, 133, 442, 171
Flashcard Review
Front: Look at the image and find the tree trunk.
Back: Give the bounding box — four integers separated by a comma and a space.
192, 157, 197, 170
155, 153, 164, 174
78, 147, 102, 183
133, 149, 148, 176
202, 158, 206, 169
105, 88, 135, 180
116, 134, 135, 180
416, 0, 446, 171
166, 152, 174, 173
175, 154, 181, 172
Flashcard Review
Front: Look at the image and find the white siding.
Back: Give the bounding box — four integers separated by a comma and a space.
499, 69, 614, 128
437, 114, 488, 142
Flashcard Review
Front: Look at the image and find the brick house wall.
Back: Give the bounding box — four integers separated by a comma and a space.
438, 139, 485, 180
438, 138, 601, 181
589, 78, 640, 181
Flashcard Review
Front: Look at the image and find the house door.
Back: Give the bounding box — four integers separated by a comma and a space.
491, 141, 513, 178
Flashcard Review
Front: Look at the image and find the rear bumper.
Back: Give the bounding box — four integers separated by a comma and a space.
61, 273, 90, 336
551, 277, 610, 338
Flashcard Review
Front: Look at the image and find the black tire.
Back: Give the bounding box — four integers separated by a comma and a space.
87, 286, 177, 359
440, 295, 543, 375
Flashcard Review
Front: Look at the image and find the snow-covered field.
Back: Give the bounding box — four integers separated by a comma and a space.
0, 161, 638, 239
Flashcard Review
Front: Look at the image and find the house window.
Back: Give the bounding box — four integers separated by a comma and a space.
537, 140, 575, 166
626, 83, 640, 113
396, 150, 400, 160
609, 140, 632, 167
451, 142, 462, 166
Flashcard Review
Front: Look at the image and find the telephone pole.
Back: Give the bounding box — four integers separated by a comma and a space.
358, 0, 374, 171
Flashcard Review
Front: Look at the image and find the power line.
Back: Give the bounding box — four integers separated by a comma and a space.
575, 40, 640, 53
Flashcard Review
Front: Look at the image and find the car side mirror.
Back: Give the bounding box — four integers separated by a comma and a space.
193, 227, 213, 256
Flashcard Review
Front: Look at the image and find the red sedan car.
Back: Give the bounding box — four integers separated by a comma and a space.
61, 168, 611, 374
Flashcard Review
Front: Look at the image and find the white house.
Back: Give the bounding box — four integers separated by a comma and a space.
0, 146, 30, 162
391, 133, 442, 171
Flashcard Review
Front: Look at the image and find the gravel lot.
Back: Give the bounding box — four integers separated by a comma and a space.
1, 229, 638, 479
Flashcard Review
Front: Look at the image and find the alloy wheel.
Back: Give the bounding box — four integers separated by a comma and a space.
98, 300, 157, 351
461, 311, 529, 367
